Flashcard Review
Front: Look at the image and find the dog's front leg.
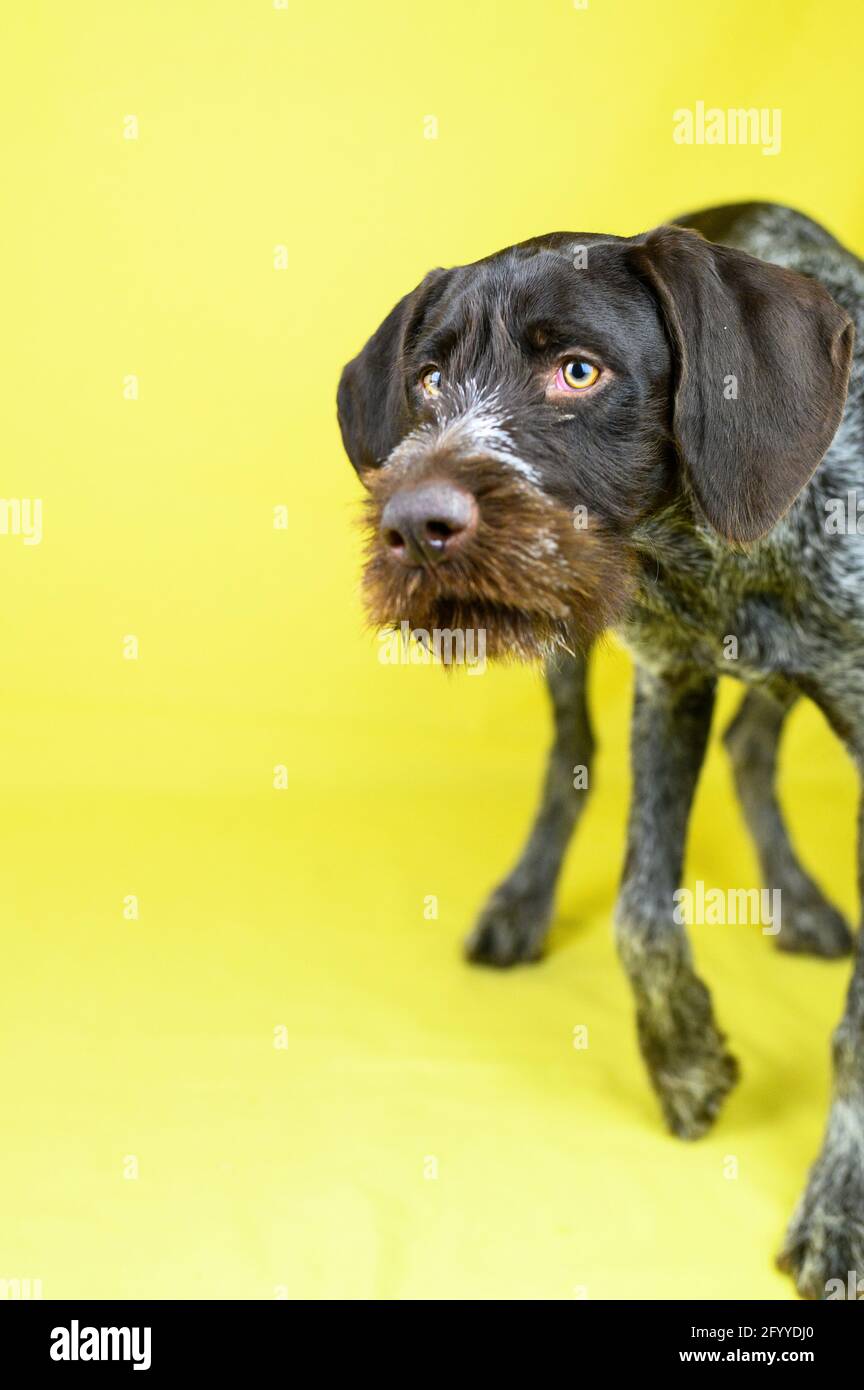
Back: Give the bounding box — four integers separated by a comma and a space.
466, 649, 594, 967
780, 773, 864, 1298
615, 665, 739, 1139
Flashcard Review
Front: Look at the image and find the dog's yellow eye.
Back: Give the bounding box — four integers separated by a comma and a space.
420, 366, 442, 397
561, 359, 600, 391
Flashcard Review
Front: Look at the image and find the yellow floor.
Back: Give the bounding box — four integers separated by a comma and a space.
1, 649, 858, 1299
2, 0, 863, 1302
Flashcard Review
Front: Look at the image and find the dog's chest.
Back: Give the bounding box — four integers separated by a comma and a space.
618, 531, 831, 685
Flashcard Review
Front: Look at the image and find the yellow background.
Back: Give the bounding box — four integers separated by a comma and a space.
2, 0, 863, 1300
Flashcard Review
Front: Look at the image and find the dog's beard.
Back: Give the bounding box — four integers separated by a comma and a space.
361, 454, 634, 662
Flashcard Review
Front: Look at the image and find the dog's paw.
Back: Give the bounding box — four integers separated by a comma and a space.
778, 1144, 864, 1299
636, 971, 739, 1139
774, 894, 853, 960
647, 1033, 740, 1140
464, 890, 551, 967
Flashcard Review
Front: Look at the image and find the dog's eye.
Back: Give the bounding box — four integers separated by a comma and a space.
559, 359, 600, 391
419, 366, 442, 398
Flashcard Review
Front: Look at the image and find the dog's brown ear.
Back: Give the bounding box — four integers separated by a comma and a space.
337, 269, 450, 473
631, 225, 853, 542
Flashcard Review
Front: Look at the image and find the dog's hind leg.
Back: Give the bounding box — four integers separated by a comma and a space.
465, 648, 594, 967
724, 687, 852, 958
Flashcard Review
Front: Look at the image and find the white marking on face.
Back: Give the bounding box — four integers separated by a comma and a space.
385, 379, 543, 486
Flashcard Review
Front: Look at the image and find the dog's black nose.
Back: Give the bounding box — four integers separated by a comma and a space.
381, 482, 478, 565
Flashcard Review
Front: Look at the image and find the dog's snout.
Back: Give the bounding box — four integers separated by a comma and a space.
380, 482, 478, 565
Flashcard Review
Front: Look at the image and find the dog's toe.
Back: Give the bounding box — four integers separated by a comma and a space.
464, 892, 550, 967
654, 1049, 740, 1140
635, 970, 740, 1140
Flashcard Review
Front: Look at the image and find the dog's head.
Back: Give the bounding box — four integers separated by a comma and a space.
338, 225, 852, 661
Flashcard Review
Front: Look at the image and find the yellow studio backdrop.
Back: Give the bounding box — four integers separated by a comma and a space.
1, 0, 862, 1300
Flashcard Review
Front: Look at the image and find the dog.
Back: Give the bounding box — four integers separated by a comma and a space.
337, 202, 863, 1299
